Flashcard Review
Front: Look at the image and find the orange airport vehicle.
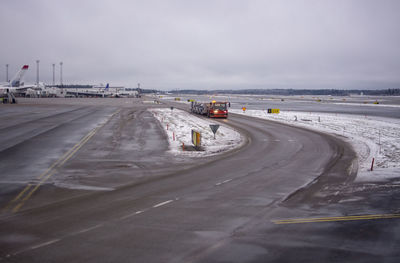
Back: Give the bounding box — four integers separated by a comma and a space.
191, 100, 228, 118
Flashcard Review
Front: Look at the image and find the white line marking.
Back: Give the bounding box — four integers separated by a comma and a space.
153, 200, 174, 208
31, 239, 60, 250
120, 210, 145, 220
74, 224, 103, 234
120, 214, 135, 220
216, 179, 233, 186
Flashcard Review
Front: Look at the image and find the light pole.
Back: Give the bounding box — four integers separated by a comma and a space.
6, 64, 9, 82
52, 63, 55, 86
36, 60, 40, 87
60, 62, 63, 86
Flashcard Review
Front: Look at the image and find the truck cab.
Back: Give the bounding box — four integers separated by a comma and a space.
208, 101, 228, 118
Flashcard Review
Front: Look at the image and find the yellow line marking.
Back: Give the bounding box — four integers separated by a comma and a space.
272, 214, 400, 224
37, 129, 95, 179
12, 202, 25, 214
11, 130, 98, 213
11, 184, 33, 203
23, 171, 57, 202
3, 110, 121, 213
59, 129, 97, 166
2, 132, 94, 212
1, 184, 33, 212
12, 171, 57, 213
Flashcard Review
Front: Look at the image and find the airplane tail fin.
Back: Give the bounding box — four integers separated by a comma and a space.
105, 83, 109, 91
10, 65, 29, 87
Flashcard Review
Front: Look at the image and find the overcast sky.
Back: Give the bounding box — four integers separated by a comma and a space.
1, 0, 400, 90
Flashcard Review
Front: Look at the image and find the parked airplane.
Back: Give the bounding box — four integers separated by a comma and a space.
64, 83, 112, 97
103, 83, 139, 98
0, 65, 29, 91
0, 65, 33, 102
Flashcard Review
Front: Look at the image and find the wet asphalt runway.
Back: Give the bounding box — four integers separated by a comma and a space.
0, 98, 399, 262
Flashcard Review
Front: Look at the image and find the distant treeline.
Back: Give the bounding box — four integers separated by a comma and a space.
167, 89, 400, 96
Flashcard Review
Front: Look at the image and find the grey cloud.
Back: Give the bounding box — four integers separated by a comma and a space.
1, 0, 399, 90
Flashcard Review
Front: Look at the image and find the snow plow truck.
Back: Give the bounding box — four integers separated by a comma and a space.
191, 101, 228, 118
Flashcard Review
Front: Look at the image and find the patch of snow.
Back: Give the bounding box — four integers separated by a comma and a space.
356, 167, 400, 183
231, 109, 400, 181
149, 108, 244, 157
332, 102, 400, 108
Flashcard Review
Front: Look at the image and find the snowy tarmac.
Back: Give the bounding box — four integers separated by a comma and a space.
149, 108, 244, 156
231, 109, 400, 182
160, 94, 400, 182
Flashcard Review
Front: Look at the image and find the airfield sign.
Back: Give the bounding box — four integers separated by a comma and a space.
191, 130, 201, 148
268, 108, 280, 114
209, 124, 220, 139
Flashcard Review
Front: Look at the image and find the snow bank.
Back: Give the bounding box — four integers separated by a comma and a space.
231, 109, 400, 182
149, 108, 244, 157
332, 102, 400, 108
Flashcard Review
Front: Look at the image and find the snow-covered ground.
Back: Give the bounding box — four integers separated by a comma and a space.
332, 102, 400, 108
149, 108, 244, 157
231, 109, 400, 182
